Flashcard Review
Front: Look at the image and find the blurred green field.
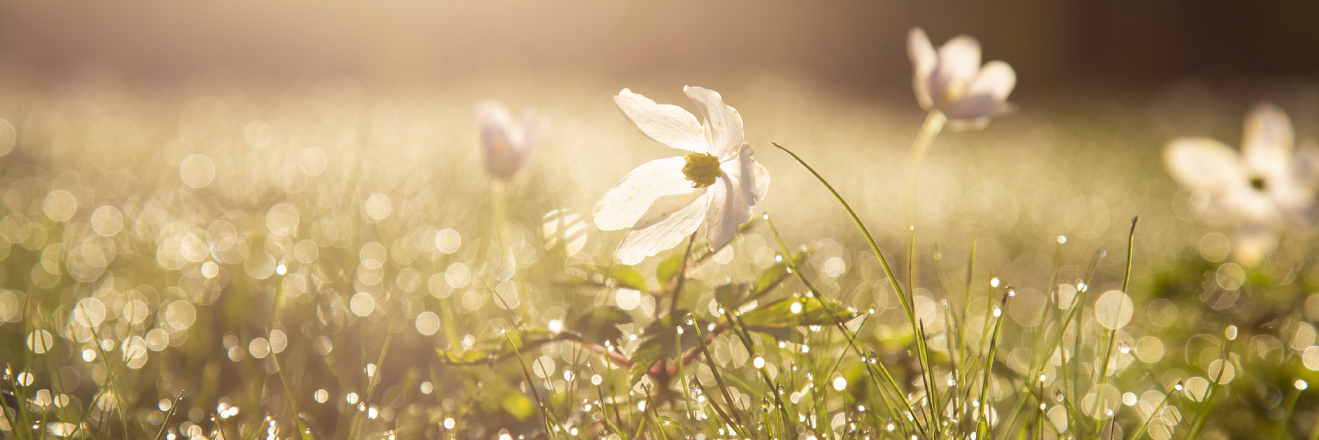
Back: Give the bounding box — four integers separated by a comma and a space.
1, 68, 1319, 439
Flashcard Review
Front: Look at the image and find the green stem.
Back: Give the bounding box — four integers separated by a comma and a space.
668, 232, 699, 319
903, 111, 947, 228
770, 143, 914, 326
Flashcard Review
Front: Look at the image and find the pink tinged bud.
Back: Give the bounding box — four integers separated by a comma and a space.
477, 100, 543, 181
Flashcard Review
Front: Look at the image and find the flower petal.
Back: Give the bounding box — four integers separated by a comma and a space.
937, 35, 982, 83
927, 34, 981, 108
707, 147, 764, 251
614, 190, 709, 265
908, 27, 937, 110
1163, 137, 1246, 193
1242, 102, 1294, 177
941, 95, 999, 123
615, 89, 707, 153
684, 86, 745, 159
969, 61, 1015, 102
477, 100, 522, 180
719, 144, 768, 207
1290, 142, 1319, 188
593, 157, 690, 231
518, 111, 544, 153
703, 176, 748, 251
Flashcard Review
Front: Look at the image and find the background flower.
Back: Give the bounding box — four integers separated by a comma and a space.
908, 27, 1016, 130
477, 100, 543, 181
1164, 102, 1318, 263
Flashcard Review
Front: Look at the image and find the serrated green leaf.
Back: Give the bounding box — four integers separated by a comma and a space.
740, 297, 854, 328
578, 264, 650, 293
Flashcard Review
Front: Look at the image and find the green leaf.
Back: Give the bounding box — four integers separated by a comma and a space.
740, 297, 855, 328
500, 392, 536, 420
658, 416, 688, 430
751, 249, 809, 298
436, 348, 492, 364
572, 306, 633, 344
434, 330, 558, 365
714, 283, 752, 310
625, 309, 712, 384
656, 254, 684, 286
578, 264, 650, 293
741, 326, 805, 343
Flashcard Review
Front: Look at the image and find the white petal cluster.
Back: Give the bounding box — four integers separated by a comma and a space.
594, 87, 770, 265
908, 27, 1016, 130
477, 100, 543, 181
1164, 103, 1319, 263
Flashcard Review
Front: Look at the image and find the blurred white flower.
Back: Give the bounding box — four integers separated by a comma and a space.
594, 86, 769, 265
477, 100, 543, 181
908, 27, 1016, 130
1164, 102, 1319, 263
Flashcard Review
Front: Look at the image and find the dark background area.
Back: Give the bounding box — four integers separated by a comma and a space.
0, 1, 1316, 99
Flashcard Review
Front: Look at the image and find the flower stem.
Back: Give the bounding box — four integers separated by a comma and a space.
903, 111, 947, 228
669, 231, 699, 319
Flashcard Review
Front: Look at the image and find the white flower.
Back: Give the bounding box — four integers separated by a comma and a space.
1164, 102, 1319, 263
477, 100, 543, 181
594, 86, 770, 265
908, 27, 1016, 130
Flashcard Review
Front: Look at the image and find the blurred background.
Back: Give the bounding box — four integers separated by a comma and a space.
2, 1, 1318, 97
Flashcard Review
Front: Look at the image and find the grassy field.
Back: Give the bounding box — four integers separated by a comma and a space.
0, 70, 1318, 439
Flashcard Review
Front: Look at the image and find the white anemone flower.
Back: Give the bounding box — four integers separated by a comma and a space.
908, 27, 1016, 130
594, 86, 769, 265
1164, 102, 1319, 263
477, 100, 543, 181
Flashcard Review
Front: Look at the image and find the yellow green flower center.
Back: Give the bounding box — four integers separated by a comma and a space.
682, 152, 723, 188
1249, 176, 1267, 191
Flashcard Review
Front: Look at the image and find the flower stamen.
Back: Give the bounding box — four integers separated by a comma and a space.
682, 152, 723, 188
1249, 176, 1267, 191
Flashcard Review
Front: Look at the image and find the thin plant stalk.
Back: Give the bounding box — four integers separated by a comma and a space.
763, 214, 919, 434
770, 143, 939, 425
1089, 217, 1138, 432
903, 111, 948, 228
